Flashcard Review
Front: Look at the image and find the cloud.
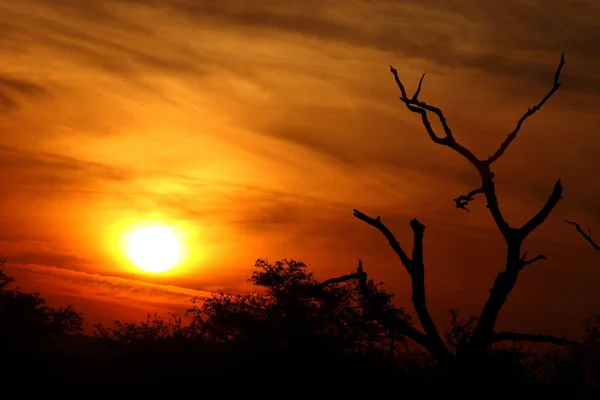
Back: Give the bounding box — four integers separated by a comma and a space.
0, 75, 49, 111
133, 0, 600, 95
4, 262, 212, 316
0, 6, 203, 83
1, 0, 599, 335
3, 248, 88, 271
0, 145, 131, 194
5, 0, 598, 100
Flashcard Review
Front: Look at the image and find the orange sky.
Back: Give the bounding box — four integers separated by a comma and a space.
1, 0, 599, 336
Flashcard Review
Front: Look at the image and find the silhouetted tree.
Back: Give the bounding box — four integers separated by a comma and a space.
186, 259, 399, 357
529, 314, 600, 397
0, 267, 84, 353
317, 53, 579, 382
88, 260, 407, 387
0, 262, 84, 383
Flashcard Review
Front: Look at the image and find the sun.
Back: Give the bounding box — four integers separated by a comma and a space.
126, 225, 181, 273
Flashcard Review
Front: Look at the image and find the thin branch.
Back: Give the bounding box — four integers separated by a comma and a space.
486, 52, 566, 164
491, 331, 577, 346
565, 220, 600, 251
316, 272, 365, 289
520, 180, 563, 237
519, 251, 547, 270
389, 66, 480, 167
353, 209, 412, 270
453, 187, 485, 212
411, 73, 426, 101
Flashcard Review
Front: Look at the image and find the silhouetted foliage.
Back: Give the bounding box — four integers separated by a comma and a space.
0, 261, 14, 292
95, 312, 190, 343
0, 270, 83, 350
0, 266, 84, 381
185, 259, 398, 357
0, 261, 598, 395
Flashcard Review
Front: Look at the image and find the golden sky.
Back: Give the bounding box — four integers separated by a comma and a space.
1, 0, 599, 335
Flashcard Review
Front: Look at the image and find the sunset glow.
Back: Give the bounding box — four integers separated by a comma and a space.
1, 0, 599, 336
126, 226, 181, 273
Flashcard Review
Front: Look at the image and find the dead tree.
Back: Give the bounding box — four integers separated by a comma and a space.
318, 53, 575, 369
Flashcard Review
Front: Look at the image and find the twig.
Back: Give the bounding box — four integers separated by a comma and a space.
453, 187, 485, 212
565, 220, 600, 251
519, 252, 547, 270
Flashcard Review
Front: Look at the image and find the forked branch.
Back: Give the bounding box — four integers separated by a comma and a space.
565, 220, 600, 251
390, 54, 565, 230
519, 252, 547, 270
389, 66, 480, 167
388, 53, 568, 354
352, 210, 451, 361
352, 209, 412, 270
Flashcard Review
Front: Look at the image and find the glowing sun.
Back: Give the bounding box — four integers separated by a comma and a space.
126, 226, 181, 273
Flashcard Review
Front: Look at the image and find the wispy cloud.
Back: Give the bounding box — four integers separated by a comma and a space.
0, 145, 130, 192
0, 75, 48, 111
4, 261, 212, 326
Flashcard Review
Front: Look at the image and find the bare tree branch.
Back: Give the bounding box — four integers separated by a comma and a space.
520, 180, 563, 237
389, 66, 480, 167
352, 210, 451, 361
565, 220, 600, 251
390, 55, 565, 232
316, 271, 365, 289
519, 251, 547, 270
454, 187, 485, 212
491, 331, 576, 346
486, 52, 566, 164
389, 65, 512, 237
352, 209, 412, 270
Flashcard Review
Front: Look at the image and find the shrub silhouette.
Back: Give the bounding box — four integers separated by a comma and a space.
186, 259, 397, 354
89, 259, 405, 388
0, 270, 83, 350
0, 264, 83, 379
